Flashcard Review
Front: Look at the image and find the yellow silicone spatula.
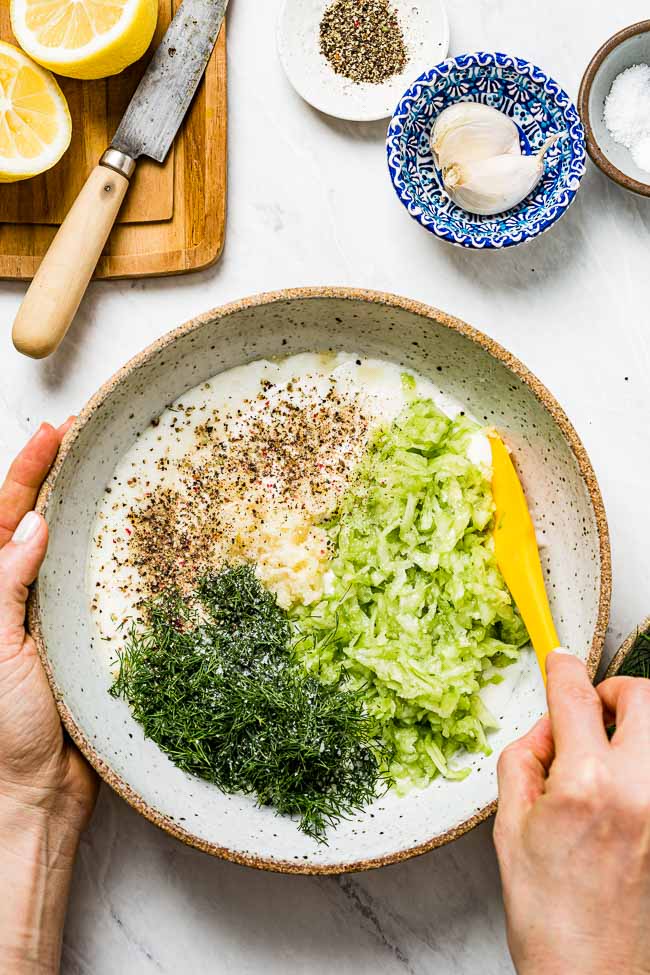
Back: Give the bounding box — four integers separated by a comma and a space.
489, 434, 560, 683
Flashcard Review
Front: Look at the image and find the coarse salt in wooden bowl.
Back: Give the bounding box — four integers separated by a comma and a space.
578, 20, 650, 197
30, 288, 611, 873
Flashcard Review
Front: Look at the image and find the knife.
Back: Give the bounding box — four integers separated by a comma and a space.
12, 0, 229, 360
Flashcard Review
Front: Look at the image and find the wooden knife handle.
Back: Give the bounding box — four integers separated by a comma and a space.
12, 162, 132, 359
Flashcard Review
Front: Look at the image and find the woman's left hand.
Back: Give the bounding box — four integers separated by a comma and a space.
0, 422, 98, 973
0, 420, 98, 827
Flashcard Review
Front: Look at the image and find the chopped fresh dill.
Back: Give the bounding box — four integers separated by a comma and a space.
110, 565, 389, 841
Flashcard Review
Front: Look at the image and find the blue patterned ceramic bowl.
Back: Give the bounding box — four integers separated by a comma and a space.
387, 52, 586, 249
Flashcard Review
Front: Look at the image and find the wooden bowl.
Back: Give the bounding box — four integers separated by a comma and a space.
29, 288, 611, 873
605, 617, 650, 678
578, 20, 650, 197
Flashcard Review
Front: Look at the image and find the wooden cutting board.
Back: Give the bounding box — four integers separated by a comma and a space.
0, 0, 227, 279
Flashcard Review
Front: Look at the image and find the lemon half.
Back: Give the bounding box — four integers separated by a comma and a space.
10, 0, 158, 81
0, 40, 71, 182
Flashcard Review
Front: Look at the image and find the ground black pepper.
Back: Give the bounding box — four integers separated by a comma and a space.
319, 0, 407, 85
118, 377, 369, 605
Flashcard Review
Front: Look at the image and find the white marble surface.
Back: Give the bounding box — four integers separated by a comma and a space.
1, 0, 650, 971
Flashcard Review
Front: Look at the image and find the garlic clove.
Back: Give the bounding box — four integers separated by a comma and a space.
435, 120, 520, 170
431, 102, 520, 165
442, 134, 561, 216
443, 154, 541, 215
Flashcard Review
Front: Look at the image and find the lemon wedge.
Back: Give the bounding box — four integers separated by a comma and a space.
10, 0, 158, 81
0, 40, 71, 182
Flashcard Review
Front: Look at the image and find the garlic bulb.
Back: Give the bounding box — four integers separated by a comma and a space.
431, 103, 520, 169
435, 121, 520, 170
442, 134, 560, 216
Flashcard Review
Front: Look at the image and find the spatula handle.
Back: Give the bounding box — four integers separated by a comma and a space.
12, 154, 135, 359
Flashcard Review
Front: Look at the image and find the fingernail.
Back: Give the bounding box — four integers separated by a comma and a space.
12, 511, 41, 544
549, 647, 573, 656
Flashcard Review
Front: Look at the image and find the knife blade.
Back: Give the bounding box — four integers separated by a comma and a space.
112, 0, 228, 163
12, 0, 229, 359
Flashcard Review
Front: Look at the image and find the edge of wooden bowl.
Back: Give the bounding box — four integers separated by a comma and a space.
605, 617, 650, 679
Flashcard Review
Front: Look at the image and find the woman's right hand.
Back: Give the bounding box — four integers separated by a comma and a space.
495, 650, 650, 975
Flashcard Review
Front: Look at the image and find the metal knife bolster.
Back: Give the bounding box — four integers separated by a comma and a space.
100, 148, 137, 179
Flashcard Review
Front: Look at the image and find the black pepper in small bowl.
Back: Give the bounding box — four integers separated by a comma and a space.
319, 0, 408, 86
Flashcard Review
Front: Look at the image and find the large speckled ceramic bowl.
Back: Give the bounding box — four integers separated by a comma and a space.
30, 288, 610, 874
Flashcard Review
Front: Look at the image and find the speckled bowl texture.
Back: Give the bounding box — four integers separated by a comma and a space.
605, 617, 650, 679
578, 21, 650, 197
30, 289, 611, 874
387, 52, 586, 248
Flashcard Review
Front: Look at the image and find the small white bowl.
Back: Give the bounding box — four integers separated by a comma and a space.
277, 0, 449, 122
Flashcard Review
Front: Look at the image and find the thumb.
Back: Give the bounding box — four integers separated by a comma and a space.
0, 511, 48, 661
